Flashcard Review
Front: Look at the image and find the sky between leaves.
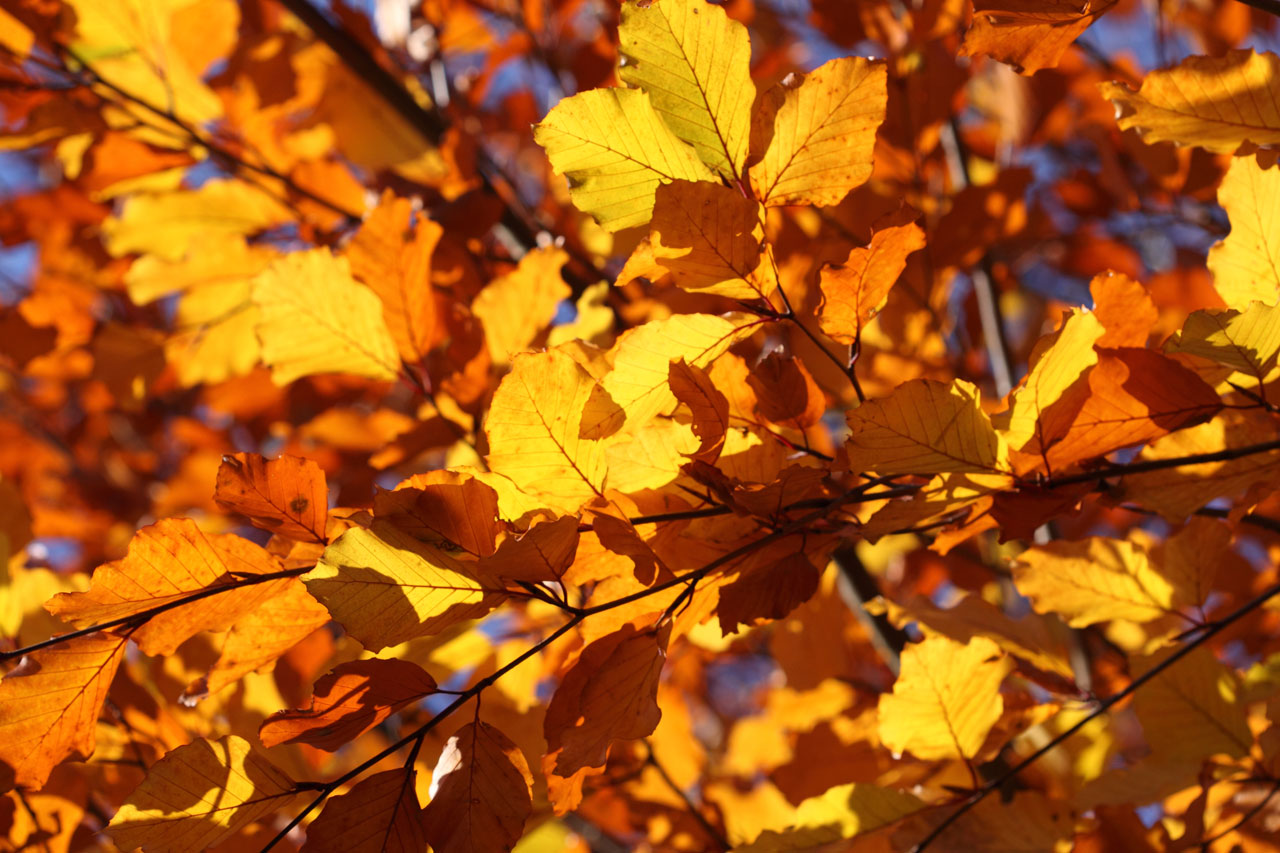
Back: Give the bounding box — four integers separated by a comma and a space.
4, 0, 1280, 851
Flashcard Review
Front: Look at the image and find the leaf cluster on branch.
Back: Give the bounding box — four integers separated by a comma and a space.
4, 0, 1280, 850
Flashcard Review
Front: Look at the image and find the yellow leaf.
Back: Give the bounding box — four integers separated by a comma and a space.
472, 247, 571, 364
1134, 647, 1252, 760
252, 249, 402, 384
485, 348, 608, 512
649, 181, 768, 299
818, 209, 925, 345
534, 87, 715, 231
617, 0, 754, 178
166, 275, 261, 386
1168, 300, 1280, 385
108, 736, 301, 852
0, 632, 127, 789
304, 522, 500, 652
581, 312, 759, 438
740, 783, 925, 851
46, 518, 293, 656
547, 281, 615, 349
1099, 49, 1280, 153
878, 636, 1012, 761
1013, 537, 1176, 627
604, 418, 700, 493
103, 179, 290, 261
748, 56, 887, 207
1209, 152, 1280, 309
846, 379, 1007, 475
1000, 308, 1105, 456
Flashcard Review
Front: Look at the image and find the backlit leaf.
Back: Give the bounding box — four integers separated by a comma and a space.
878, 636, 1012, 761
962, 0, 1116, 75
422, 721, 534, 853
617, 0, 754, 178
649, 180, 768, 299
472, 247, 571, 364
846, 379, 1007, 475
46, 518, 292, 656
818, 208, 924, 345
1013, 537, 1176, 627
484, 348, 607, 512
374, 478, 502, 558
1165, 301, 1280, 388
534, 87, 715, 231
748, 56, 887, 207
252, 249, 402, 384
260, 658, 437, 751
304, 768, 426, 853
0, 632, 126, 789
1100, 50, 1280, 153
1208, 152, 1280, 309
1134, 647, 1251, 760
214, 452, 329, 543
669, 358, 729, 463
108, 736, 300, 852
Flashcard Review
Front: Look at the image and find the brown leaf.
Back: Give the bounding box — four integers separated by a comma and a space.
215, 452, 329, 543
260, 658, 437, 751
669, 358, 730, 463
304, 768, 426, 853
474, 515, 580, 585
748, 352, 826, 429
422, 722, 533, 853
374, 479, 502, 557
544, 623, 670, 775
718, 552, 821, 634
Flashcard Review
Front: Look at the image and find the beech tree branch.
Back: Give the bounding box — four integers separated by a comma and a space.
908, 578, 1280, 852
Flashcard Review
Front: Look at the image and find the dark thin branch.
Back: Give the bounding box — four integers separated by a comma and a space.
259, 614, 587, 852
908, 578, 1280, 852
0, 567, 309, 663
1035, 437, 1280, 489
1198, 777, 1280, 849
642, 739, 730, 851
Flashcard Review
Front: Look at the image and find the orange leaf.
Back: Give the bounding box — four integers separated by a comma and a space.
215, 452, 329, 543
544, 622, 670, 775
345, 193, 440, 364
718, 552, 820, 635
181, 579, 331, 704
748, 352, 827, 429
374, 478, 502, 557
305, 768, 426, 853
962, 0, 1116, 75
422, 722, 533, 853
669, 358, 729, 463
475, 514, 580, 585
45, 519, 293, 656
817, 209, 924, 346
259, 658, 438, 751
0, 632, 127, 790
1090, 272, 1158, 348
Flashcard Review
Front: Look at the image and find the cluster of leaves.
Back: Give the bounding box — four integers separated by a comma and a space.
5, 0, 1280, 850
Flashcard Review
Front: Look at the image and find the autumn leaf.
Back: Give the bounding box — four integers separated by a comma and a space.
214, 452, 329, 543
422, 721, 534, 853
1100, 50, 1280, 153
484, 347, 607, 512
817, 208, 924, 345
669, 358, 729, 463
345, 193, 441, 364
472, 247, 571, 364
846, 379, 1007, 475
748, 56, 887, 207
474, 515, 581, 585
1165, 301, 1280, 388
534, 87, 716, 231
304, 768, 426, 853
1013, 537, 1178, 627
741, 783, 925, 851
304, 522, 501, 651
878, 636, 1012, 761
252, 249, 402, 384
46, 518, 293, 656
374, 477, 502, 557
0, 632, 127, 790
962, 0, 1117, 75
1133, 647, 1252, 760
648, 180, 769, 299
545, 623, 670, 775
718, 552, 821, 635
260, 658, 437, 750
617, 0, 754, 178
1207, 152, 1280, 309
107, 736, 302, 852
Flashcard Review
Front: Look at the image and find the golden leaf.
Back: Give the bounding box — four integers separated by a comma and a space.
304, 768, 426, 853
748, 56, 887, 207
1013, 537, 1177, 627
472, 247, 571, 364
818, 209, 924, 345
214, 452, 329, 543
1208, 152, 1280, 309
1100, 50, 1280, 153
649, 180, 768, 299
252, 249, 402, 384
878, 636, 1012, 761
618, 0, 754, 178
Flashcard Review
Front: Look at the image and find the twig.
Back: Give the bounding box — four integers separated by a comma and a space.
908, 578, 1280, 852
1198, 777, 1280, 849
643, 739, 730, 851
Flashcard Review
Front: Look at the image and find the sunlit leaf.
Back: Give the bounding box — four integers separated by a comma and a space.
1013, 537, 1177, 627
422, 722, 534, 853
818, 208, 924, 345
214, 452, 329, 543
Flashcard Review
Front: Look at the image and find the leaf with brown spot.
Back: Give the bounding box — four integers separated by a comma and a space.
215, 452, 329, 543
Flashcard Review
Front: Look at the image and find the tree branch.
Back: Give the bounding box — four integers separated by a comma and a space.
908, 578, 1280, 852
